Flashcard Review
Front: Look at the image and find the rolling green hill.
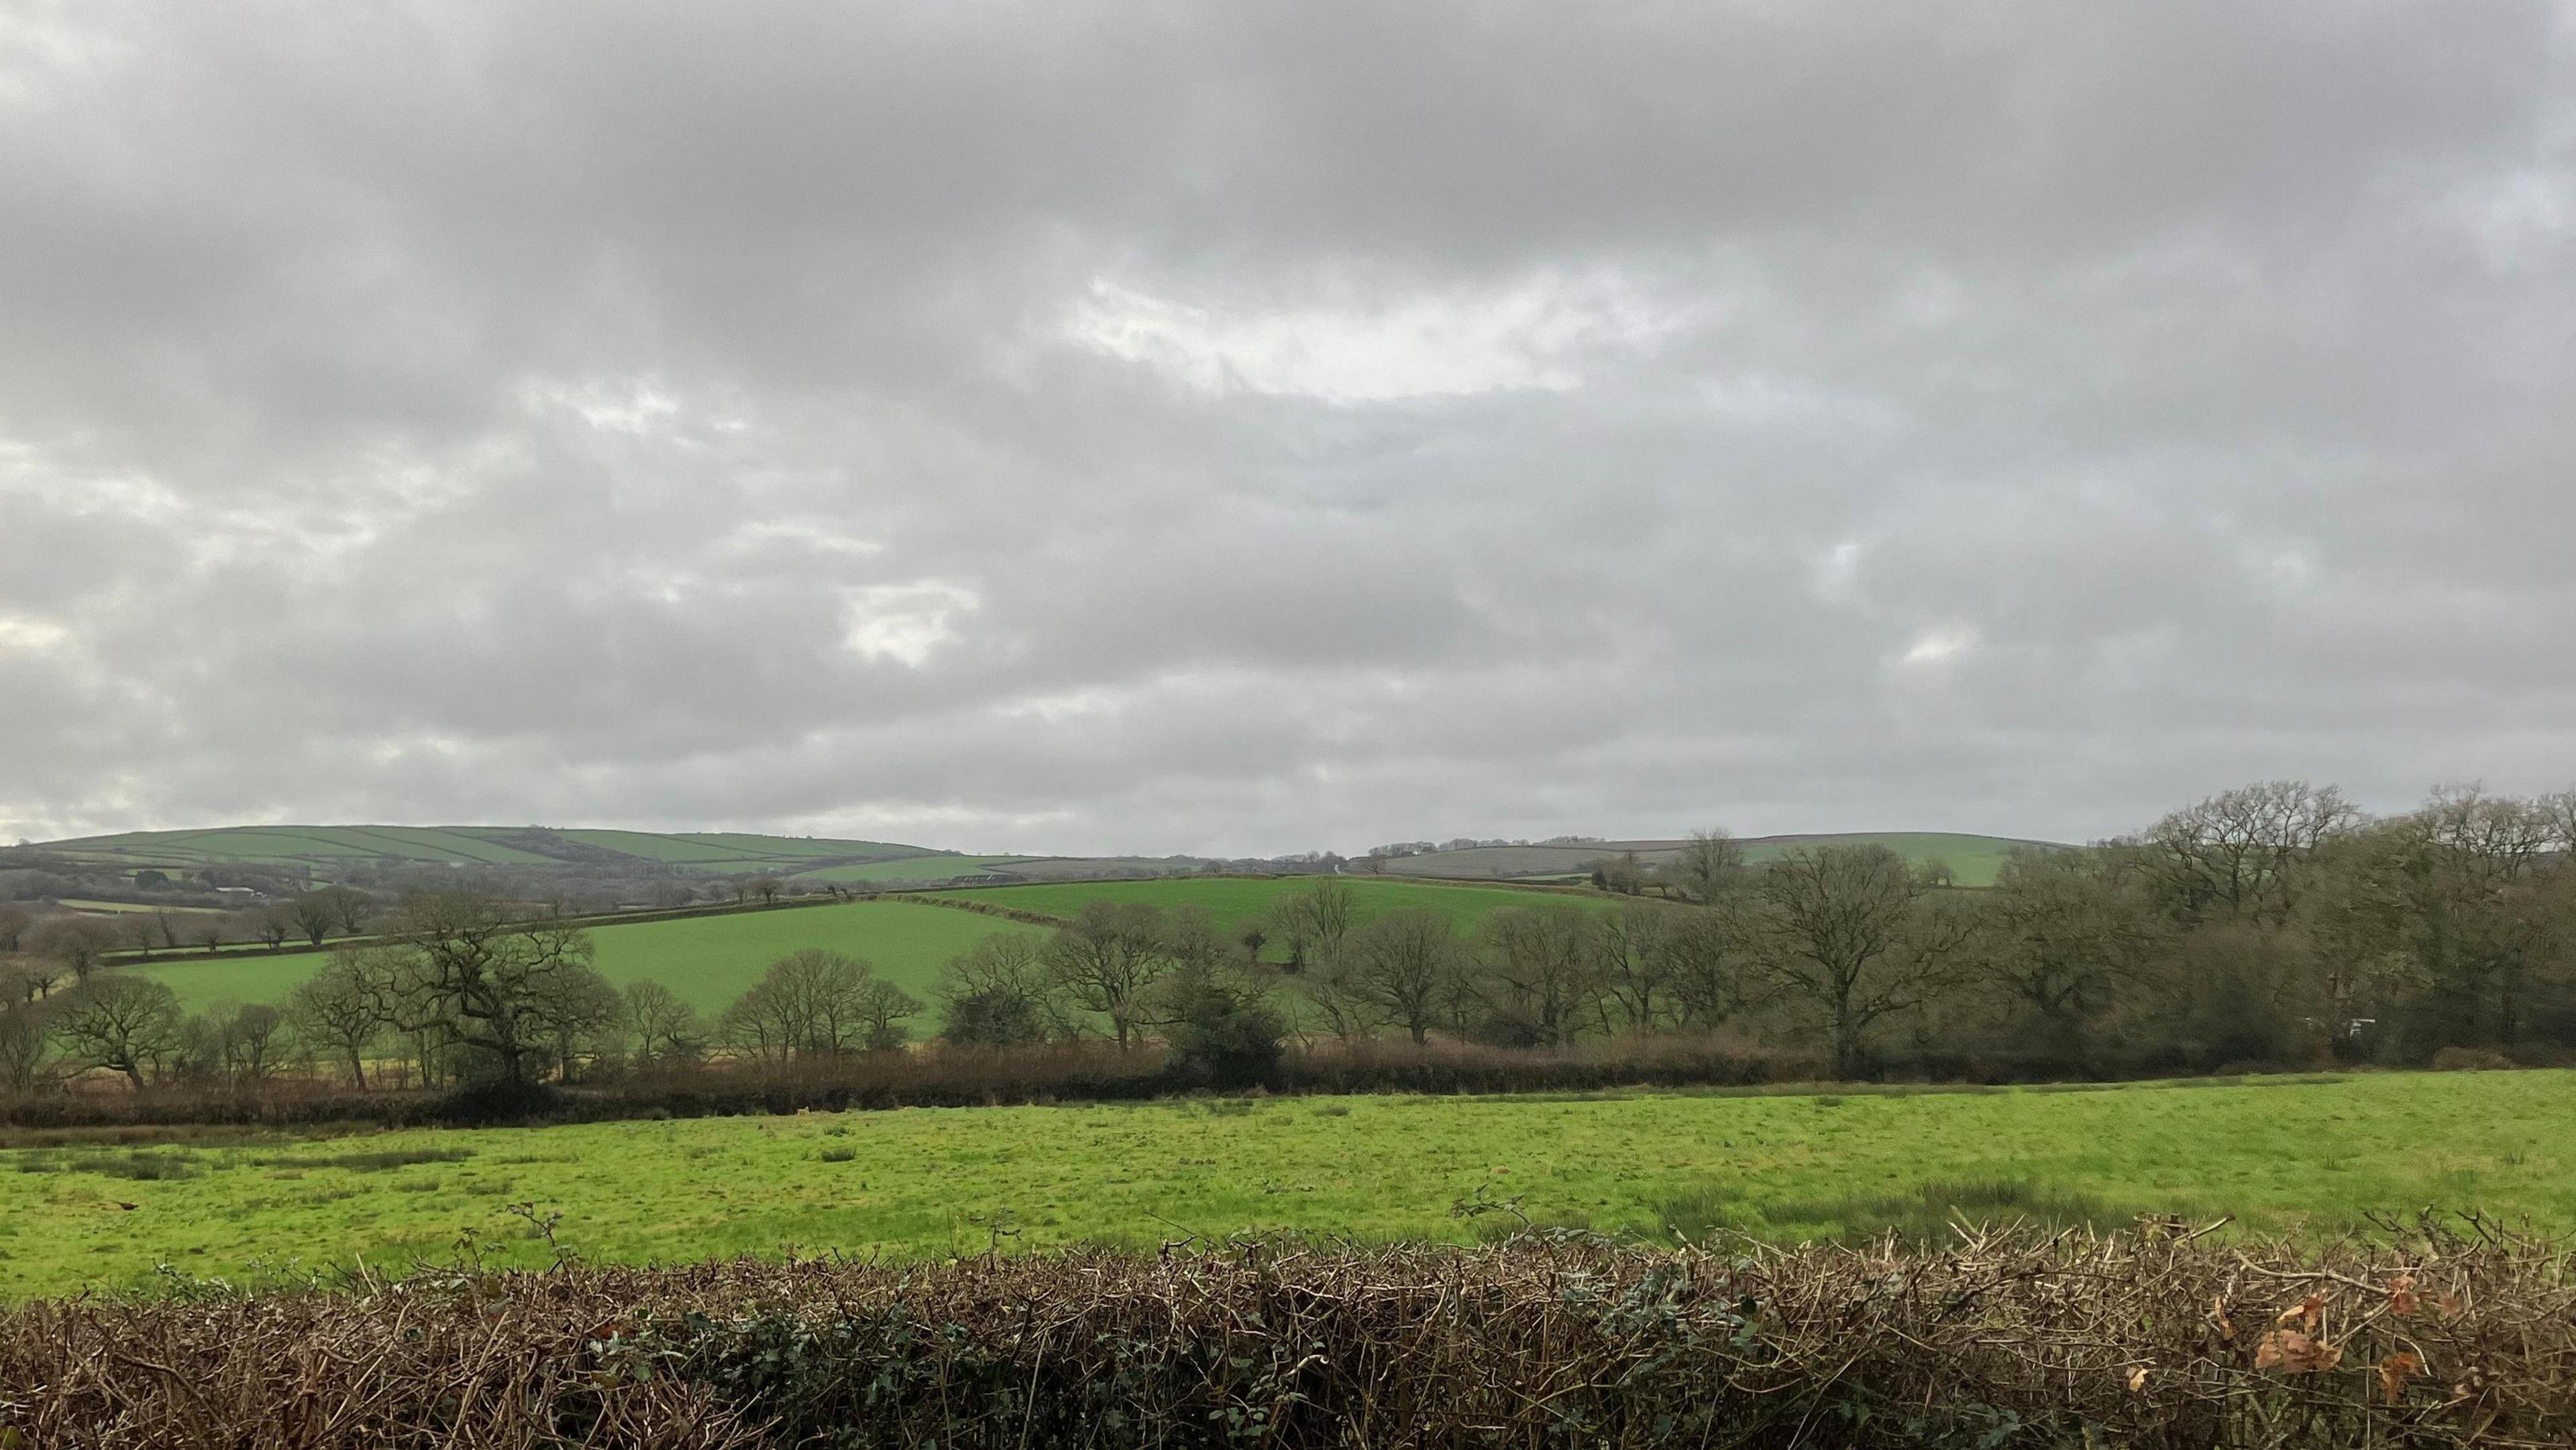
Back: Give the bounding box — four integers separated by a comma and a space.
136, 898, 1048, 1017
40, 825, 959, 878
935, 875, 1600, 937
130, 877, 1595, 1016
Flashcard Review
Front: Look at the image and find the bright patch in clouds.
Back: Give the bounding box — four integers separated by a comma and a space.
1067, 275, 1668, 403
1900, 627, 1979, 667
0, 615, 73, 657
841, 581, 979, 667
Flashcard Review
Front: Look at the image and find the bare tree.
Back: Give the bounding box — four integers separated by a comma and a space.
1980, 848, 2161, 1055
1042, 902, 1175, 1050
1271, 880, 1359, 974
936, 933, 1069, 1046
1587, 853, 1648, 896
245, 906, 292, 952
1661, 906, 1751, 1029
1746, 845, 1975, 1078
722, 949, 879, 1059
286, 892, 340, 949
1346, 908, 1466, 1044
286, 947, 396, 1087
0, 904, 28, 953
313, 884, 375, 936
119, 912, 162, 958
1593, 900, 1687, 1033
49, 973, 186, 1088
30, 915, 124, 981
1660, 829, 1747, 903
0, 996, 51, 1090
221, 1004, 290, 1080
2139, 780, 2360, 926
621, 980, 704, 1064
1478, 904, 1601, 1046
5, 954, 67, 1003
531, 968, 623, 1082
382, 891, 605, 1085
853, 977, 923, 1051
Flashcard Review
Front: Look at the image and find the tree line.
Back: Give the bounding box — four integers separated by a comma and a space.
920, 780, 2576, 1080
3, 780, 2570, 1096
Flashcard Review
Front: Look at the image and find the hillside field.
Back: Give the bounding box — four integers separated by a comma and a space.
937, 875, 1591, 935
38, 825, 957, 877
0, 1070, 2564, 1299
129, 878, 1591, 1015
136, 900, 1049, 1017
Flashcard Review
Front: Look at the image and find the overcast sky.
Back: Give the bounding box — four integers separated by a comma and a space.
3, 2, 2572, 856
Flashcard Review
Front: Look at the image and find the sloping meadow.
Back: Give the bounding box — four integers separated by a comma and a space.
4, 1221, 2570, 1449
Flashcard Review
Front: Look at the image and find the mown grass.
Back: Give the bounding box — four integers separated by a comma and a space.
136, 900, 1050, 1016
0, 1070, 2565, 1300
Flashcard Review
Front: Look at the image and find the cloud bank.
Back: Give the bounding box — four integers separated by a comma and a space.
3, 1, 2572, 853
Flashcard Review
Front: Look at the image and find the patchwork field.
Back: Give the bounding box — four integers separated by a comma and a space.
788, 854, 1029, 884
137, 900, 1049, 1016
127, 877, 1581, 1015
0, 1071, 2564, 1300
42, 825, 947, 875
938, 875, 1589, 935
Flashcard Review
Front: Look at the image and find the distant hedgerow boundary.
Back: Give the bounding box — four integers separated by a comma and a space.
884, 891, 1068, 926
0, 1036, 1823, 1135
7, 1223, 2569, 1448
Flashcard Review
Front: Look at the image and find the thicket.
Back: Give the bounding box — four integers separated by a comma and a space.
5, 1220, 2570, 1448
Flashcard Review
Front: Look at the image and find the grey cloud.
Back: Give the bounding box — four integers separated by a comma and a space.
2, 0, 2572, 853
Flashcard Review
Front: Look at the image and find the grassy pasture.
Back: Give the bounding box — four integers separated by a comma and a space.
1731, 831, 2040, 887
136, 900, 1048, 1017
42, 825, 941, 873
789, 854, 1028, 884
0, 1070, 2563, 1300
937, 876, 1593, 937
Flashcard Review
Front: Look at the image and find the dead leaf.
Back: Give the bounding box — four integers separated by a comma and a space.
2256, 1329, 2343, 1374
2387, 1274, 2419, 1318
2378, 1351, 2421, 1403
2127, 1365, 2150, 1392
2276, 1291, 2325, 1332
2210, 1296, 2236, 1341
2434, 1290, 2465, 1321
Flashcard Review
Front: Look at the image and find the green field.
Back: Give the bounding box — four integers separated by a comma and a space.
790, 855, 1029, 884
938, 876, 1593, 934
57, 898, 226, 916
40, 825, 944, 874
124, 878, 1597, 1027
0, 1071, 2565, 1300
1730, 832, 2042, 888
136, 900, 1046, 1017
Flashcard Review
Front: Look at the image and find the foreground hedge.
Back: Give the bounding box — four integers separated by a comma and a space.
4, 1221, 2571, 1447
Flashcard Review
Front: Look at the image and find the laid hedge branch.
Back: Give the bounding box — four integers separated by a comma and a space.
4, 1218, 2570, 1448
